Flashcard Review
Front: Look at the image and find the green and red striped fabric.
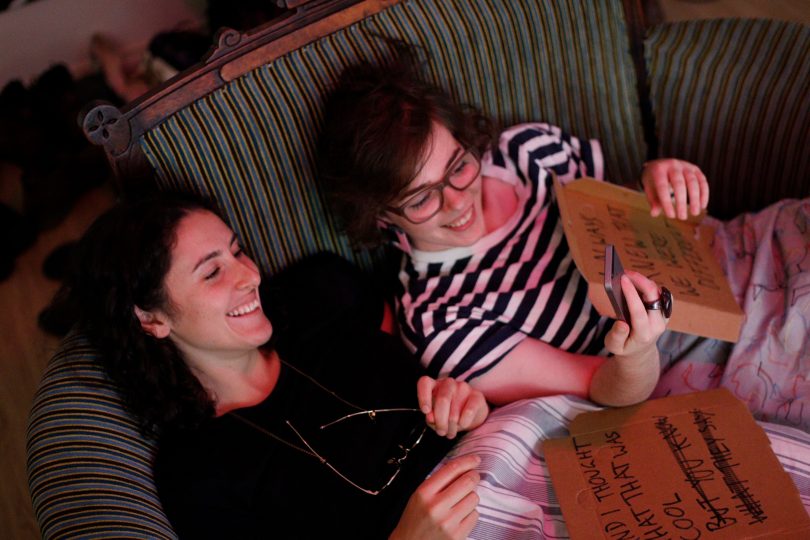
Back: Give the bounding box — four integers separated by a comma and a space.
646, 18, 809, 219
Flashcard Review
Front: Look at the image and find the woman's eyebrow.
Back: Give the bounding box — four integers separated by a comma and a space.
400, 147, 464, 198
192, 250, 221, 273
442, 147, 463, 174
192, 234, 237, 272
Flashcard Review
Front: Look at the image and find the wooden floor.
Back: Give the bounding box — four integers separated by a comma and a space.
1, 1, 806, 538
0, 172, 115, 539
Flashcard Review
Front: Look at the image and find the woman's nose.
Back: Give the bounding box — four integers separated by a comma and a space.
443, 184, 468, 210
235, 259, 260, 289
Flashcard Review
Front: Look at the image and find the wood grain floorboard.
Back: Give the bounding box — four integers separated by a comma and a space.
0, 184, 115, 539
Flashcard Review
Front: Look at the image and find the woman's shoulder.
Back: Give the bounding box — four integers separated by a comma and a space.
496, 122, 564, 144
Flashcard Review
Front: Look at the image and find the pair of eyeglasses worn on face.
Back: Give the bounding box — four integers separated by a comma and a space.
387, 148, 482, 224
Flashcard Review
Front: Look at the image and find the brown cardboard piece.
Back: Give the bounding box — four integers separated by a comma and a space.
544, 389, 810, 539
554, 177, 743, 342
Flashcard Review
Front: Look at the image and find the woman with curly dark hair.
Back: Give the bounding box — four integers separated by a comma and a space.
69, 194, 219, 433
64, 192, 489, 539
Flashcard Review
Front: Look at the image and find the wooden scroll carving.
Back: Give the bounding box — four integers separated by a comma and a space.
81, 0, 387, 192
82, 103, 130, 157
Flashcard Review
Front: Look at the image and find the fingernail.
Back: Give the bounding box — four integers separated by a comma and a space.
421, 405, 431, 414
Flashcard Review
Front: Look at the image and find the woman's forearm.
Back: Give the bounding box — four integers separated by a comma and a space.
588, 347, 660, 407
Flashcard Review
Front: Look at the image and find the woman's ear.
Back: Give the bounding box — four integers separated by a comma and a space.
134, 306, 171, 339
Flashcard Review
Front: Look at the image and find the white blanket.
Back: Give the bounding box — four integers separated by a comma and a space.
440, 395, 810, 539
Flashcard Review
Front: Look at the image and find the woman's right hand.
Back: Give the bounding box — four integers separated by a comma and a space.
589, 270, 667, 406
390, 454, 481, 539
604, 270, 668, 359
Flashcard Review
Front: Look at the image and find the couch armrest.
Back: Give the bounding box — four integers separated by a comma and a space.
26, 333, 176, 540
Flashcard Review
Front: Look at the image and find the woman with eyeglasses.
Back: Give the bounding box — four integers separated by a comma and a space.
64, 193, 489, 539
318, 46, 711, 409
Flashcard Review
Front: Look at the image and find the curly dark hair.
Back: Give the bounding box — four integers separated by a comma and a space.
65, 192, 222, 435
317, 42, 495, 246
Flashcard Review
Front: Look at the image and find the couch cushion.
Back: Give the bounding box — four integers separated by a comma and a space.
140, 0, 646, 275
26, 333, 175, 540
646, 18, 810, 219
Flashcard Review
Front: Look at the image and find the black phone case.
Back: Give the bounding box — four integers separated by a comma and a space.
604, 244, 630, 322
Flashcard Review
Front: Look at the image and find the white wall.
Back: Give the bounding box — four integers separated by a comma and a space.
0, 0, 206, 87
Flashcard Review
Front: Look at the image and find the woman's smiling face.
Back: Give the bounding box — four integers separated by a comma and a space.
384, 122, 487, 252
142, 210, 274, 359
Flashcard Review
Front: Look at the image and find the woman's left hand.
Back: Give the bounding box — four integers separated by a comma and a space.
416, 377, 489, 439
641, 158, 709, 220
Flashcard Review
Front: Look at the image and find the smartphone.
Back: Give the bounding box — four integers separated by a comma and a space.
604, 244, 631, 323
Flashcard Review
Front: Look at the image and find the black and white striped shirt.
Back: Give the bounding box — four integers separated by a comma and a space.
395, 123, 611, 380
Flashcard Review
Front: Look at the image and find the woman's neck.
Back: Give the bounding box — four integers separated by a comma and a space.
482, 175, 519, 234
185, 347, 282, 416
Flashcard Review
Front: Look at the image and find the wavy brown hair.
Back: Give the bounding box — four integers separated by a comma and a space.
63, 193, 221, 435
317, 42, 495, 246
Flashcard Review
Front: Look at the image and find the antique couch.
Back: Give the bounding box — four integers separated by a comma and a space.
27, 0, 809, 537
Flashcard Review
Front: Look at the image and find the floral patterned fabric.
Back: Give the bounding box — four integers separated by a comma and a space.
654, 198, 810, 430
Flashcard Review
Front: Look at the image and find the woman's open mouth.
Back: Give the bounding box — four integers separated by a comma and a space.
226, 298, 261, 317
444, 206, 474, 231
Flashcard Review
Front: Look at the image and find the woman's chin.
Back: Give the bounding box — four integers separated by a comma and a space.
226, 312, 274, 346
445, 213, 487, 246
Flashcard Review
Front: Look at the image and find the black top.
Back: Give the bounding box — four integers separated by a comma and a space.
154, 253, 453, 539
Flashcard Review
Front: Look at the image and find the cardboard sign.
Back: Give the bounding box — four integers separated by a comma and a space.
554, 177, 743, 342
544, 389, 810, 540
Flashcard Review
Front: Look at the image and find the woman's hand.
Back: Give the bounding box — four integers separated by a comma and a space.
417, 377, 489, 439
604, 270, 669, 358
641, 159, 709, 220
590, 270, 667, 406
390, 454, 481, 540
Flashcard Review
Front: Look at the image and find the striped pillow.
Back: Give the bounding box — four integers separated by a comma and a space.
645, 18, 810, 219
141, 0, 646, 276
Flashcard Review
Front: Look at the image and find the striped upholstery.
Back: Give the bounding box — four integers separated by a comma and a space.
646, 18, 810, 219
29, 1, 645, 537
26, 333, 175, 539
141, 0, 646, 276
